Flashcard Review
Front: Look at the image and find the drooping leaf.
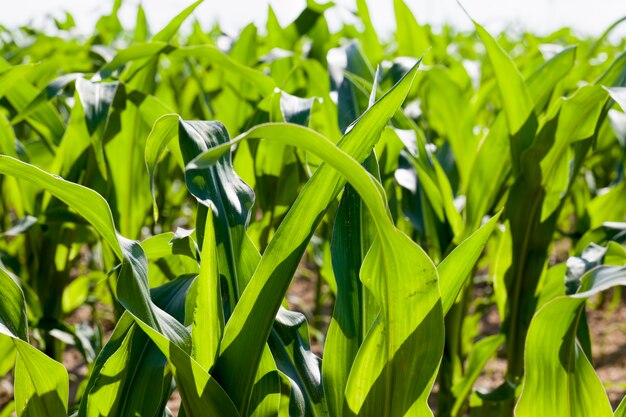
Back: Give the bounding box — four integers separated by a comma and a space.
516, 297, 610, 416
190, 118, 442, 417
0, 155, 239, 417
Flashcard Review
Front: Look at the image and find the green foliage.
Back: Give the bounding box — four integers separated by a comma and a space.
0, 1, 625, 417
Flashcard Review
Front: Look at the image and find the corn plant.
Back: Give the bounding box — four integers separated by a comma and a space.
1, 1, 626, 417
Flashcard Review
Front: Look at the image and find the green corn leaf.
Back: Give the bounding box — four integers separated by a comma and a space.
517, 259, 626, 417
250, 90, 313, 248
247, 344, 282, 417
0, 403, 13, 417
43, 88, 92, 181
133, 4, 149, 41
80, 276, 195, 417
540, 85, 608, 221
152, 0, 203, 42
501, 50, 626, 383
355, 0, 384, 63
0, 60, 65, 148
527, 46, 577, 113
141, 232, 198, 266
75, 78, 119, 180
180, 120, 255, 298
323, 79, 381, 417
106, 73, 172, 239
342, 233, 441, 417
11, 73, 83, 124
0, 338, 15, 377
145, 113, 180, 221
198, 62, 420, 413
329, 41, 374, 133
94, 42, 171, 81
0, 156, 239, 417
420, 67, 475, 183
473, 21, 534, 138
464, 46, 576, 232
324, 163, 378, 417
13, 339, 69, 417
145, 117, 255, 315
575, 223, 626, 255
472, 19, 537, 178
587, 182, 626, 229
575, 265, 626, 297
75, 78, 119, 138
516, 297, 610, 415
438, 211, 501, 315
192, 208, 223, 370
141, 233, 179, 259
0, 155, 123, 259
0, 215, 37, 238
78, 313, 135, 417
0, 64, 36, 99
228, 225, 283, 417
450, 334, 505, 417
169, 46, 276, 96
83, 320, 135, 417
394, 0, 429, 59
0, 114, 18, 159
0, 266, 68, 417
190, 118, 443, 416
128, 309, 240, 417
501, 114, 561, 382
0, 267, 28, 341
268, 308, 327, 417
400, 140, 463, 244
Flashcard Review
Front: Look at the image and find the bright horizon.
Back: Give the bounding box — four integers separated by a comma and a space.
2, 0, 626, 41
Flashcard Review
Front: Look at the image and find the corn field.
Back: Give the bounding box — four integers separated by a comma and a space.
1, 0, 626, 416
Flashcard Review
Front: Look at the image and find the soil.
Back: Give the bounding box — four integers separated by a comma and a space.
586, 294, 626, 407
286, 264, 334, 355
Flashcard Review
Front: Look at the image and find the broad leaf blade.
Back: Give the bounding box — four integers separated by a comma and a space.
14, 339, 69, 417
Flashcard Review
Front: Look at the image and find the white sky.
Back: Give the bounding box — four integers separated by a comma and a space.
2, 0, 626, 40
